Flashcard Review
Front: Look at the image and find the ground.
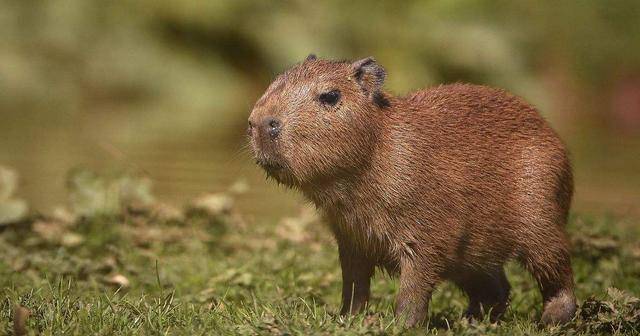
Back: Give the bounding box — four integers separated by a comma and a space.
1, 181, 639, 335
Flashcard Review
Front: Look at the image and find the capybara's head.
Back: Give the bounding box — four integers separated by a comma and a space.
248, 55, 389, 186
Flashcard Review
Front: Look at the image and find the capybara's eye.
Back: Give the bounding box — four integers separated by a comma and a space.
318, 89, 341, 106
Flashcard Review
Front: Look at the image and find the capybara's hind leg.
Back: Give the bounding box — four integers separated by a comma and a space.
455, 269, 511, 322
522, 243, 576, 325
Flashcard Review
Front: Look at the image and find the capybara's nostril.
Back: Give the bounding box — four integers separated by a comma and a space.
247, 120, 254, 136
264, 117, 281, 139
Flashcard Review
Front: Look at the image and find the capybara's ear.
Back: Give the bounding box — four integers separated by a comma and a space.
305, 54, 317, 62
351, 57, 386, 93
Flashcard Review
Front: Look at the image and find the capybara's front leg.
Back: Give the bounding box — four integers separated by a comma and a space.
338, 244, 374, 315
395, 257, 441, 327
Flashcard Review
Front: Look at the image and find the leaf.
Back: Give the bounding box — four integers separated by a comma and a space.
67, 168, 109, 216
66, 168, 156, 216
188, 193, 234, 217
105, 274, 130, 288
0, 166, 28, 225
0, 166, 18, 201
13, 305, 30, 336
61, 232, 85, 247
151, 203, 183, 222
276, 206, 320, 244
115, 175, 155, 208
228, 179, 249, 195
0, 199, 28, 225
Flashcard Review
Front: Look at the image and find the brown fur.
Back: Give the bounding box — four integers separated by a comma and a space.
248, 56, 576, 327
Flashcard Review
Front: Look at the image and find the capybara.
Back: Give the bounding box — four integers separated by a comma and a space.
248, 55, 576, 327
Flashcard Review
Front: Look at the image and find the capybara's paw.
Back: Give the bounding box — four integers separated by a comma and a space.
464, 301, 509, 323
395, 301, 427, 328
540, 289, 576, 326
339, 300, 367, 316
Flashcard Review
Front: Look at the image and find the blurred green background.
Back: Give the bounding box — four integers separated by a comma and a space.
1, 0, 639, 221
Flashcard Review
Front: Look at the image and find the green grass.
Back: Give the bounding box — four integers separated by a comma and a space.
1, 196, 639, 335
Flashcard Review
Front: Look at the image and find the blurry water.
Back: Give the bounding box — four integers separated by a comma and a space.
1, 111, 639, 221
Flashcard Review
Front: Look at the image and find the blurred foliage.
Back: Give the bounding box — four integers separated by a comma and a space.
2, 0, 640, 142
66, 168, 154, 217
1, 1, 639, 217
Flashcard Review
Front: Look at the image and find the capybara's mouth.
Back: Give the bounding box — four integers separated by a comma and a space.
256, 159, 283, 172
255, 155, 287, 174
255, 157, 297, 185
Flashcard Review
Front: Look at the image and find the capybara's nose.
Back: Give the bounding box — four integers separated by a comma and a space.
247, 119, 254, 136
263, 116, 281, 139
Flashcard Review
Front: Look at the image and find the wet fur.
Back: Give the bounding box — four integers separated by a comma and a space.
249, 57, 576, 327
